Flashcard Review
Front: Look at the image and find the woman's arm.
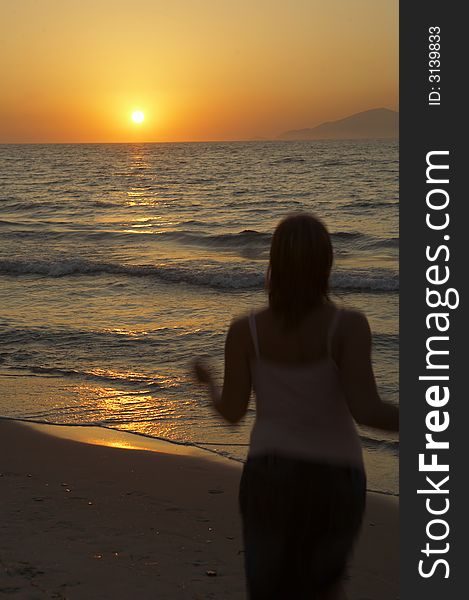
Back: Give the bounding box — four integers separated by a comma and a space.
337, 310, 399, 432
193, 318, 252, 424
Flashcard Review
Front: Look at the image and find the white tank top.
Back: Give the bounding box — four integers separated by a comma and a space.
248, 309, 364, 468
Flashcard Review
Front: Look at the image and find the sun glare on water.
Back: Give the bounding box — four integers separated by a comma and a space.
131, 110, 144, 124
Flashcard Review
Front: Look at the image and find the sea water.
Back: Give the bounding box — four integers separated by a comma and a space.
0, 140, 398, 494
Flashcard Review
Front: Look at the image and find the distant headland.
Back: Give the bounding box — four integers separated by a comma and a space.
278, 108, 398, 140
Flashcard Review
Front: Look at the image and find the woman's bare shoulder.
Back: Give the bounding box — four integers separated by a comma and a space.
231, 307, 268, 326
228, 311, 255, 338
337, 308, 371, 338
228, 308, 269, 348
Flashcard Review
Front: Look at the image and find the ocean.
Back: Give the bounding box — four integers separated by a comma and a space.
0, 140, 398, 495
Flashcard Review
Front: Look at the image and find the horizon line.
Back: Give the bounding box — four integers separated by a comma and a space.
0, 136, 399, 146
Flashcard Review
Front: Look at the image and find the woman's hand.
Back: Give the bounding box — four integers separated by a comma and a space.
192, 318, 251, 424
338, 309, 399, 432
193, 360, 213, 385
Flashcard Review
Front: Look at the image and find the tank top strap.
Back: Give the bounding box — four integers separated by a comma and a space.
248, 312, 260, 358
326, 308, 342, 355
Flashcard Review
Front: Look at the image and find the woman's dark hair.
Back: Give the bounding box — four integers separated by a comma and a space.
268, 213, 333, 325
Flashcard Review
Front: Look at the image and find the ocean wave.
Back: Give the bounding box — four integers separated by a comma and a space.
331, 231, 363, 239
5, 364, 172, 390
342, 200, 397, 209
0, 198, 122, 212
270, 156, 306, 164
321, 160, 347, 167
361, 237, 399, 249
160, 229, 271, 248
0, 226, 368, 251
1, 325, 216, 348
0, 257, 261, 287
0, 219, 18, 226
361, 434, 399, 454
1, 324, 395, 353
0, 226, 270, 249
0, 258, 399, 292
332, 270, 398, 292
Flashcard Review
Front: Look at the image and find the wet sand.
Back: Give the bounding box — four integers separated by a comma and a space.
0, 420, 398, 599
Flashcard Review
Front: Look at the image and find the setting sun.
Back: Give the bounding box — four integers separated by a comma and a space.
131, 111, 144, 124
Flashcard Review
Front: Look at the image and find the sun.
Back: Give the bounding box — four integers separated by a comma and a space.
131, 110, 144, 124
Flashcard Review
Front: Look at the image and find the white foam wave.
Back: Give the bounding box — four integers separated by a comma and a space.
0, 258, 398, 292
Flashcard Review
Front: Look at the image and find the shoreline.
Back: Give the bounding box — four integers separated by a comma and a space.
1, 416, 242, 467
1, 419, 398, 599
0, 416, 399, 498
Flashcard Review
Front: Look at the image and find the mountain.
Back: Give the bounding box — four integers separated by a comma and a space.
279, 108, 398, 140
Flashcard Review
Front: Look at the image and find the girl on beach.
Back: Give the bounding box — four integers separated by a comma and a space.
194, 213, 399, 600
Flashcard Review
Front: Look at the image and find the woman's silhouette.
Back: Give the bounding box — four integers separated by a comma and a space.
194, 213, 398, 600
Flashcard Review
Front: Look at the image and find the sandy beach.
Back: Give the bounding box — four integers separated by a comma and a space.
0, 420, 398, 599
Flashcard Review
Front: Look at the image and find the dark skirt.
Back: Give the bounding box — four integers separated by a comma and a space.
239, 454, 366, 600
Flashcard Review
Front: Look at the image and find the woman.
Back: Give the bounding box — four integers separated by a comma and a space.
194, 213, 399, 600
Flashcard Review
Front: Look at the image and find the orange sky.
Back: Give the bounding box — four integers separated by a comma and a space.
0, 1, 398, 143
